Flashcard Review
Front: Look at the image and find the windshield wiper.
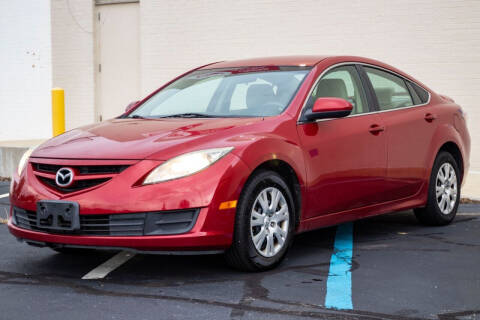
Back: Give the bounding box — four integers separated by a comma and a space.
128, 115, 149, 119
157, 113, 220, 118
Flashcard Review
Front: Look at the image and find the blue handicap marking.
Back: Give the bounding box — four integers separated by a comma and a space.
325, 222, 354, 310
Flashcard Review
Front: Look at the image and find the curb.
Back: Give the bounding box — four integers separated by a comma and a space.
460, 197, 480, 204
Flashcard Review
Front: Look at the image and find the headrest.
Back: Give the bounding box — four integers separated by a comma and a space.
375, 87, 394, 108
316, 79, 348, 100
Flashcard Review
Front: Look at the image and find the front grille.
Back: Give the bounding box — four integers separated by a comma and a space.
31, 162, 130, 193
37, 176, 110, 193
13, 207, 199, 236
33, 163, 129, 175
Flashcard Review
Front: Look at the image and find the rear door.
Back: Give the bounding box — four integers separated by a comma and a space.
361, 66, 436, 201
297, 65, 388, 219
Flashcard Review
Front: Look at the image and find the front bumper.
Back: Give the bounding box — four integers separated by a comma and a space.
8, 153, 251, 251
8, 208, 231, 251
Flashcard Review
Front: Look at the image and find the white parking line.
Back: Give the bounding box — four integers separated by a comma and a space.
0, 193, 9, 199
82, 251, 135, 280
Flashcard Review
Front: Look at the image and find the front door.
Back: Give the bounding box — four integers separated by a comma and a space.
95, 2, 140, 121
297, 65, 388, 219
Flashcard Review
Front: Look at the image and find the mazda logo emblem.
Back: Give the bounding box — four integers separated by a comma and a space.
55, 168, 74, 187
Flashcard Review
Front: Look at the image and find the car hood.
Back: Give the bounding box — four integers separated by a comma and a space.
32, 118, 263, 160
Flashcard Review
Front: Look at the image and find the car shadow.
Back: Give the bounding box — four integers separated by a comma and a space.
105, 210, 427, 283
12, 209, 473, 282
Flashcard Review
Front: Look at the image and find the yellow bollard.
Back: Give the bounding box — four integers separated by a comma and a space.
51, 88, 65, 136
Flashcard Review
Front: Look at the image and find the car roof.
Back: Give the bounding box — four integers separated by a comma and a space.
200, 55, 332, 69
197, 55, 433, 93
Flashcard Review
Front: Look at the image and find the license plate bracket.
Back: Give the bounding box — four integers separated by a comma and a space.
36, 200, 80, 231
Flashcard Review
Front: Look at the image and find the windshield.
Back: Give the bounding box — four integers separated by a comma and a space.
127, 67, 310, 118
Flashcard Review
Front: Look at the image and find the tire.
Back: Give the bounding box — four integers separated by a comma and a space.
225, 170, 295, 271
414, 151, 460, 226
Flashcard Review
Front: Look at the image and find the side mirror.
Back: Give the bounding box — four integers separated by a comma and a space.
304, 97, 353, 121
125, 100, 140, 113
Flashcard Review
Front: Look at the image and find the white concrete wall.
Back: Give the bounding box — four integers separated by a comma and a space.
140, 0, 480, 170
51, 0, 96, 130
0, 0, 52, 141
1, 0, 479, 171
0, 0, 96, 140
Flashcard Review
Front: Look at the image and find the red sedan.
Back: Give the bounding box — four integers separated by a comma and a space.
8, 56, 470, 271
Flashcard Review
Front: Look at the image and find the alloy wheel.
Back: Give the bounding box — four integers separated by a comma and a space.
436, 162, 458, 215
250, 187, 290, 258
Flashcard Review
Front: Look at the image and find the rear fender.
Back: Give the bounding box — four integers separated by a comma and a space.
426, 123, 467, 183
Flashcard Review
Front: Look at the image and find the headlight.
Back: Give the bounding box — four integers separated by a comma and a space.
17, 147, 36, 176
143, 147, 234, 185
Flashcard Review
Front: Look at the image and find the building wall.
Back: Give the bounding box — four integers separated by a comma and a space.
0, 0, 52, 141
51, 0, 96, 131
1, 0, 478, 170
140, 0, 480, 170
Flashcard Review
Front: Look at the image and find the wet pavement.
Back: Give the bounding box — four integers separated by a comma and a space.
0, 181, 479, 320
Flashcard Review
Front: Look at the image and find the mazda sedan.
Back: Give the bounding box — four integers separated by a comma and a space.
9, 56, 470, 271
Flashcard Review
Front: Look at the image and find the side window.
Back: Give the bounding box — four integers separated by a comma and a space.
364, 67, 413, 110
309, 65, 368, 115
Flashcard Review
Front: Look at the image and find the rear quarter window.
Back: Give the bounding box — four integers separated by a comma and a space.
410, 82, 429, 103
406, 82, 422, 105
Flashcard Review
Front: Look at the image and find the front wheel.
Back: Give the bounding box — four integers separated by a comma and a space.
414, 151, 460, 225
225, 170, 295, 271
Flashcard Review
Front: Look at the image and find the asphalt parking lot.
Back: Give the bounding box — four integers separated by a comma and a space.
0, 181, 479, 320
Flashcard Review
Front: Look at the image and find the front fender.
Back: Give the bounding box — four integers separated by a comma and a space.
230, 134, 306, 188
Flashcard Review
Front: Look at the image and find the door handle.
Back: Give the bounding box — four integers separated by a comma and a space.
369, 124, 385, 135
424, 113, 436, 122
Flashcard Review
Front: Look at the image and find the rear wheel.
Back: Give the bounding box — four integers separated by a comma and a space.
414, 151, 460, 225
225, 170, 295, 271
